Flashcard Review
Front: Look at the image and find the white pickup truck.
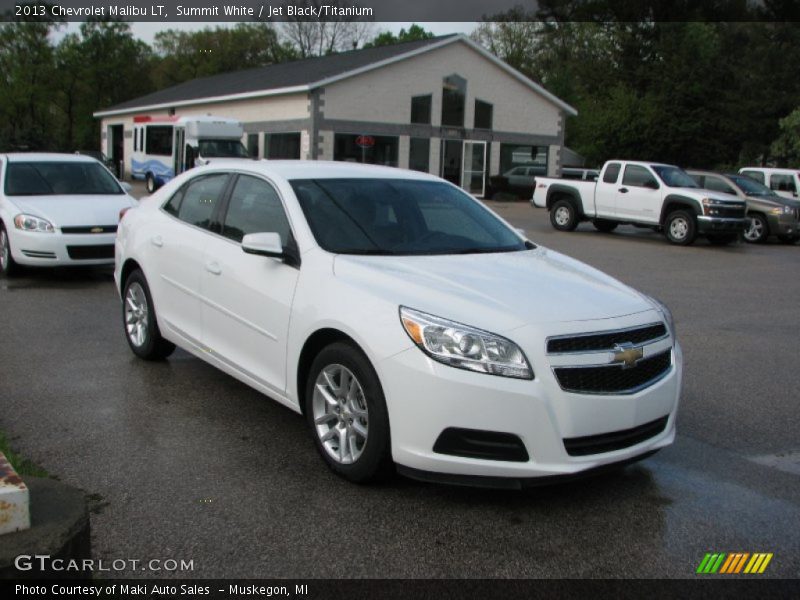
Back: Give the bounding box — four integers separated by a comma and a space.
532, 160, 748, 245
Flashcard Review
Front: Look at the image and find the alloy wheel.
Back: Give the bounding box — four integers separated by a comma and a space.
0, 229, 8, 271
669, 217, 689, 241
744, 217, 764, 242
124, 282, 149, 347
312, 364, 369, 465
554, 206, 571, 226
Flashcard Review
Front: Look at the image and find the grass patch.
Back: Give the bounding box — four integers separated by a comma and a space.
0, 430, 49, 478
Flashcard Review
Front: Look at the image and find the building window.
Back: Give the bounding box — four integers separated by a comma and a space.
246, 133, 259, 157
474, 100, 493, 130
145, 126, 173, 156
409, 138, 430, 172
499, 144, 547, 177
411, 95, 432, 125
441, 74, 467, 127
265, 133, 301, 159
334, 134, 398, 167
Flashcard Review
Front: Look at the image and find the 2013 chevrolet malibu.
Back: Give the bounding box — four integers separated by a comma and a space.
0, 153, 137, 276
115, 161, 682, 486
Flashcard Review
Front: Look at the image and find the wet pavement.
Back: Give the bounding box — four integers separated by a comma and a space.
0, 201, 798, 578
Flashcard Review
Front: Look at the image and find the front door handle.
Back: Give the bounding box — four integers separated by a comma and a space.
619, 187, 629, 194
205, 261, 222, 275
151, 235, 163, 247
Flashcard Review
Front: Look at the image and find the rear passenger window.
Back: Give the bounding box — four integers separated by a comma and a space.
222, 175, 291, 245
175, 174, 228, 230
622, 165, 658, 188
704, 176, 736, 195
741, 170, 764, 184
603, 163, 621, 184
770, 174, 797, 193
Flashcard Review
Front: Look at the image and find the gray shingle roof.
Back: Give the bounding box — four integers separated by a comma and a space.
99, 35, 458, 114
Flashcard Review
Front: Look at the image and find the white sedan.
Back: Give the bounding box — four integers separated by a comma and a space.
0, 153, 137, 276
115, 160, 682, 487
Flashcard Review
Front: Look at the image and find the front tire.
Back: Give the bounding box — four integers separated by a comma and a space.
743, 213, 769, 243
550, 199, 579, 232
305, 342, 392, 483
145, 173, 157, 194
664, 210, 697, 245
122, 269, 175, 360
0, 223, 22, 278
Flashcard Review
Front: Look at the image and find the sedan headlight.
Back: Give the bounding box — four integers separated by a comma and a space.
769, 206, 794, 215
400, 307, 533, 380
14, 214, 54, 233
642, 294, 676, 337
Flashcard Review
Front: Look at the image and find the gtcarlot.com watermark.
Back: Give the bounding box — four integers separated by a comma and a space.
14, 554, 194, 573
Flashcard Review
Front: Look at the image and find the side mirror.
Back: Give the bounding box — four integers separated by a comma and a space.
120, 181, 133, 194
242, 232, 301, 267
644, 179, 660, 190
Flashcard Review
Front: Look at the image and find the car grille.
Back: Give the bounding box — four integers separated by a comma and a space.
714, 205, 746, 218
66, 245, 115, 260
21, 250, 57, 259
563, 416, 669, 456
547, 323, 667, 354
553, 350, 672, 394
61, 225, 117, 234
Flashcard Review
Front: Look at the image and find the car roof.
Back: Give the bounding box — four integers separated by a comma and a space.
199, 159, 443, 182
4, 152, 99, 163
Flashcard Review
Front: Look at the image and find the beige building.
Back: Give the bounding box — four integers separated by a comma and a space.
94, 34, 576, 197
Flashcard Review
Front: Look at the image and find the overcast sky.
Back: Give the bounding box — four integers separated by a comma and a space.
52, 21, 478, 45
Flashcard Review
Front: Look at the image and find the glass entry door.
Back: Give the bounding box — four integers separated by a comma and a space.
461, 141, 487, 196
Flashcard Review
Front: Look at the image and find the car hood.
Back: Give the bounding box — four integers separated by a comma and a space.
671, 187, 743, 203
7, 194, 136, 228
333, 246, 654, 332
747, 194, 800, 209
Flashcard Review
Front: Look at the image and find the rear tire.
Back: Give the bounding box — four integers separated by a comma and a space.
305, 342, 392, 483
743, 213, 769, 243
122, 269, 175, 360
664, 210, 697, 245
0, 223, 22, 278
550, 199, 579, 232
593, 219, 618, 233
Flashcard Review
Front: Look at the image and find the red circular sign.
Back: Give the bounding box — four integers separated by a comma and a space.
355, 135, 375, 148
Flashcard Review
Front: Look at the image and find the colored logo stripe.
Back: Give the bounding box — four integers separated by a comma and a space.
697, 552, 773, 574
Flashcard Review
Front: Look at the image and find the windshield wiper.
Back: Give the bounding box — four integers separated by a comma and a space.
335, 248, 397, 255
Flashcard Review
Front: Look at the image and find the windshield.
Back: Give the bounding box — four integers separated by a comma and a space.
728, 174, 777, 196
198, 139, 250, 158
290, 178, 529, 256
651, 166, 698, 188
5, 161, 123, 196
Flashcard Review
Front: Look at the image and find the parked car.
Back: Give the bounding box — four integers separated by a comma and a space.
532, 160, 747, 245
115, 160, 681, 486
687, 170, 800, 244
486, 165, 546, 200
0, 153, 138, 277
738, 167, 800, 200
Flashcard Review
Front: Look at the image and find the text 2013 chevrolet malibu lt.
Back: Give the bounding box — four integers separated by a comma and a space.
115, 161, 681, 487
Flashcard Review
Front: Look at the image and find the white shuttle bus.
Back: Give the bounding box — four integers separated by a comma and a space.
131, 115, 249, 192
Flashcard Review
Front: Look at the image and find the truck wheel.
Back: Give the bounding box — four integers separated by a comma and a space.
0, 223, 22, 278
145, 173, 157, 194
593, 219, 618, 233
743, 214, 769, 243
550, 199, 579, 232
664, 210, 697, 245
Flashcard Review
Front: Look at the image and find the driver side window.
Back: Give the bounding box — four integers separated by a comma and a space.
622, 165, 658, 188
221, 175, 291, 245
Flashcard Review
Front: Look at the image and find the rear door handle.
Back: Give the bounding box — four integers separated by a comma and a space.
151, 235, 163, 247
619, 187, 628, 194
205, 261, 222, 275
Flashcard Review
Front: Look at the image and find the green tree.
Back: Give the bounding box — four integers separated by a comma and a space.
770, 108, 800, 166
363, 25, 435, 49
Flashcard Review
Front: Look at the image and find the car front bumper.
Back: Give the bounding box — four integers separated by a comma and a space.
9, 229, 117, 267
767, 213, 799, 238
378, 311, 681, 482
696, 216, 747, 234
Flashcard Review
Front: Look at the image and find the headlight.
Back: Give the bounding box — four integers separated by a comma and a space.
399, 307, 533, 380
642, 294, 676, 337
770, 206, 793, 215
14, 214, 54, 233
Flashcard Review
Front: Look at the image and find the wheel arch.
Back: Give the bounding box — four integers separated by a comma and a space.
660, 195, 700, 224
296, 327, 363, 416
546, 186, 585, 219
119, 258, 143, 294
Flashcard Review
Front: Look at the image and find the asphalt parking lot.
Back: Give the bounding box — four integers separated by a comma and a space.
1, 195, 799, 579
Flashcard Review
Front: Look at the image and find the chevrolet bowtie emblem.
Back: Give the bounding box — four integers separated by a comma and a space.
90, 227, 103, 233
612, 343, 644, 368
